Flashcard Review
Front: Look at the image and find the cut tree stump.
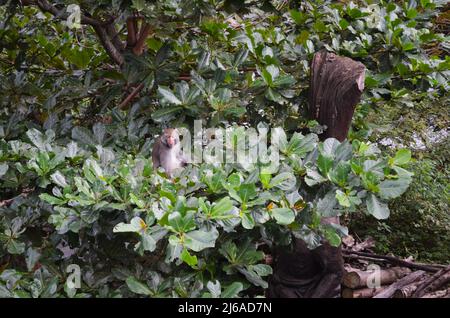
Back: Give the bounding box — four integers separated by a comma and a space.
309, 50, 365, 141
343, 267, 411, 289
267, 50, 365, 298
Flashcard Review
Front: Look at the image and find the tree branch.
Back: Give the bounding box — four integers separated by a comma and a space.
133, 23, 151, 56
119, 82, 145, 109
22, 0, 102, 26
92, 25, 124, 65
105, 23, 125, 52
126, 16, 137, 47
21, 0, 125, 65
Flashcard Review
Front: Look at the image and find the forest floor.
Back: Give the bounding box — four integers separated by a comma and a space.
348, 96, 450, 264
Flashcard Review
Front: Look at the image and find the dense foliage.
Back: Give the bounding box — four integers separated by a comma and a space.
0, 0, 448, 297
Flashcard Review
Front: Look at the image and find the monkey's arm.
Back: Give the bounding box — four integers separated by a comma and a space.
152, 140, 161, 168
177, 151, 188, 167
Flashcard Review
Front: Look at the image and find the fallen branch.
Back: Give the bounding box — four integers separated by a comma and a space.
393, 275, 429, 298
422, 287, 450, 298
343, 250, 444, 273
373, 271, 427, 298
412, 265, 450, 298
342, 287, 385, 298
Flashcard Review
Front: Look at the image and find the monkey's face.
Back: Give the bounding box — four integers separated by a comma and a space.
161, 128, 179, 148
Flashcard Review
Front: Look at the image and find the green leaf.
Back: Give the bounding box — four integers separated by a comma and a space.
271, 208, 295, 225
295, 30, 310, 45
379, 178, 411, 199
292, 226, 322, 249
329, 161, 351, 186
238, 183, 257, 203
39, 193, 65, 205
181, 248, 198, 267
391, 149, 411, 166
141, 233, 156, 252
158, 86, 182, 105
72, 127, 96, 146
335, 190, 350, 208
151, 106, 183, 121
130, 193, 145, 209
319, 138, 340, 157
323, 227, 341, 247
290, 9, 307, 25
7, 239, 25, 254
316, 191, 339, 217
25, 247, 41, 272
0, 163, 9, 177
50, 171, 68, 188
339, 19, 350, 29
241, 212, 255, 229
206, 280, 221, 298
210, 197, 234, 219
317, 154, 334, 176
184, 228, 218, 252
269, 172, 296, 191
113, 217, 146, 233
286, 133, 317, 157
366, 194, 390, 220
305, 167, 327, 186
221, 282, 244, 298
126, 277, 151, 296
233, 49, 248, 67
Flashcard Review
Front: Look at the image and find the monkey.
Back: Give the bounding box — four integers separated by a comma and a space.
152, 128, 187, 177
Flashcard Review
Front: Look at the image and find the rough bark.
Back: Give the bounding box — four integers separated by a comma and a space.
309, 50, 365, 141
393, 276, 429, 298
373, 270, 427, 298
342, 287, 384, 298
412, 265, 450, 298
268, 50, 365, 298
422, 287, 450, 298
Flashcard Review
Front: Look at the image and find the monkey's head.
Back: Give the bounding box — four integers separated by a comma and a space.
161, 128, 180, 148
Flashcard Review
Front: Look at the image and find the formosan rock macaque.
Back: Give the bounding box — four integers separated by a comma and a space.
152, 128, 187, 177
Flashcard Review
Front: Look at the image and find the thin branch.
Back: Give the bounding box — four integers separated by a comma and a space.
119, 82, 145, 109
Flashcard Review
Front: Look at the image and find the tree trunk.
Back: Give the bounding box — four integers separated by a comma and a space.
268, 50, 365, 298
